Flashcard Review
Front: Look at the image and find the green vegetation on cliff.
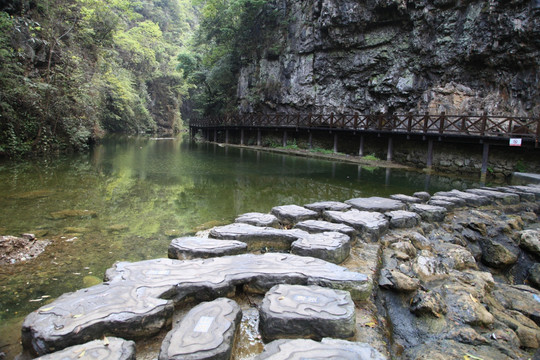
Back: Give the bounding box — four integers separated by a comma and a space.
0, 0, 195, 156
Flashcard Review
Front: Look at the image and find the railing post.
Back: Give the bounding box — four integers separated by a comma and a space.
439, 112, 446, 134
330, 113, 334, 128
308, 113, 312, 128
480, 111, 488, 136
407, 112, 412, 133
354, 113, 358, 130
423, 112, 429, 133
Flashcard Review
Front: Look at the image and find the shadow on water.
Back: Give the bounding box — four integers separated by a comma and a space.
0, 135, 481, 357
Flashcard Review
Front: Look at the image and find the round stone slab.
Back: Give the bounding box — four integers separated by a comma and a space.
304, 201, 351, 215
255, 338, 387, 360
324, 209, 389, 242
235, 212, 280, 227
384, 210, 421, 229
270, 205, 318, 225
294, 219, 356, 238
168, 237, 247, 260
159, 298, 242, 360
36, 337, 135, 360
259, 284, 356, 341
345, 196, 406, 212
291, 232, 351, 264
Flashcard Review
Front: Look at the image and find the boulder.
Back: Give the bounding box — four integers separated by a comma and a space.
259, 284, 356, 341
481, 238, 519, 268
410, 204, 447, 222
346, 196, 406, 212
324, 209, 389, 241
519, 230, 540, 256
410, 290, 447, 317
235, 212, 280, 227
255, 338, 387, 360
168, 237, 247, 259
35, 337, 135, 360
294, 219, 356, 237
379, 269, 420, 292
270, 205, 318, 225
159, 298, 242, 360
384, 210, 421, 228
291, 232, 351, 264
413, 191, 431, 201
304, 201, 351, 215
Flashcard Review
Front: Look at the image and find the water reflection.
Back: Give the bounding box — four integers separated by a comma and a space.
0, 135, 481, 357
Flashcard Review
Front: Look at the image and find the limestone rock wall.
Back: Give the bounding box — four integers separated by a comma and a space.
237, 0, 540, 116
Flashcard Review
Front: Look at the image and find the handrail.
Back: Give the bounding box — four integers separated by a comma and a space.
189, 112, 540, 141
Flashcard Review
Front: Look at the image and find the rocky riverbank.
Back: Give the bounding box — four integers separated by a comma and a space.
17, 184, 540, 359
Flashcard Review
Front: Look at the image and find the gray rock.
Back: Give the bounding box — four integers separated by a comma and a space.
389, 194, 423, 204
35, 337, 136, 360
346, 196, 406, 212
159, 298, 242, 360
481, 238, 519, 268
235, 212, 280, 227
255, 338, 387, 360
528, 263, 540, 289
324, 209, 389, 241
291, 232, 351, 264
492, 284, 540, 324
508, 185, 540, 200
270, 205, 318, 225
430, 195, 467, 207
519, 230, 540, 256
465, 188, 520, 205
410, 290, 447, 317
428, 199, 457, 210
407, 232, 432, 250
22, 254, 370, 356
413, 192, 431, 201
294, 219, 356, 237
384, 210, 421, 228
259, 284, 355, 341
433, 190, 491, 207
168, 237, 247, 259
495, 187, 537, 202
379, 269, 420, 292
304, 201, 351, 215
209, 223, 309, 250
410, 204, 447, 222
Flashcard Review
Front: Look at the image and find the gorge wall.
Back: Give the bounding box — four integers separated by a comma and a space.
236, 0, 540, 117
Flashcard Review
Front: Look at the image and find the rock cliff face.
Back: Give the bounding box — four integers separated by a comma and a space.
237, 0, 540, 116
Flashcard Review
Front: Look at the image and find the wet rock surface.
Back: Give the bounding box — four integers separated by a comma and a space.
168, 237, 247, 259
236, 213, 280, 228
35, 337, 136, 360
159, 298, 242, 360
291, 231, 351, 264
294, 219, 356, 237
303, 201, 351, 215
270, 205, 318, 226
384, 210, 421, 229
324, 209, 389, 241
346, 196, 406, 212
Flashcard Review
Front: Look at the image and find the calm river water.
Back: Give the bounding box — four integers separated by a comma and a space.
0, 135, 481, 357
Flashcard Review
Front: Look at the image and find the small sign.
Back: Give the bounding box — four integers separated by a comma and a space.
193, 316, 214, 333
509, 138, 522, 147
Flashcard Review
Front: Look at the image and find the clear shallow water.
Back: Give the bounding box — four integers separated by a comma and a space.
0, 135, 479, 356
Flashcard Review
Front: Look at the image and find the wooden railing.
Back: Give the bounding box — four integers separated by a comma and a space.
189, 112, 540, 141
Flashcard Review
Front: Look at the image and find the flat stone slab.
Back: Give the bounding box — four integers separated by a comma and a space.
36, 337, 136, 360
291, 232, 351, 264
255, 338, 387, 360
23, 254, 370, 356
345, 196, 406, 212
389, 194, 423, 204
304, 201, 351, 215
429, 195, 467, 207
433, 190, 491, 207
413, 191, 431, 201
427, 199, 457, 210
508, 185, 540, 200
494, 187, 537, 202
168, 237, 247, 260
159, 298, 241, 360
209, 223, 309, 250
410, 204, 447, 222
235, 212, 280, 227
465, 188, 520, 205
294, 219, 356, 237
270, 205, 318, 225
259, 284, 356, 341
324, 209, 389, 241
384, 210, 421, 229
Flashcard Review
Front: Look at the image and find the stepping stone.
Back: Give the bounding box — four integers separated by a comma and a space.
36, 337, 136, 360
430, 195, 467, 207
168, 237, 247, 260
428, 199, 457, 210
389, 194, 423, 204
294, 219, 356, 237
235, 212, 280, 227
291, 232, 351, 264
22, 254, 371, 356
465, 188, 520, 205
413, 191, 431, 201
159, 298, 241, 360
433, 190, 491, 207
384, 210, 421, 229
410, 204, 447, 222
256, 338, 387, 360
508, 185, 540, 200
259, 284, 356, 341
324, 209, 389, 241
495, 187, 536, 202
345, 196, 406, 212
270, 205, 318, 225
209, 223, 309, 250
304, 201, 351, 215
